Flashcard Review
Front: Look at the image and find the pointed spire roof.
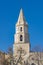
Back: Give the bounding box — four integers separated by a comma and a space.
16, 8, 28, 26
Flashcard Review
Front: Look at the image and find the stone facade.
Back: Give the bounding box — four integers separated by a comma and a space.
0, 9, 43, 65
13, 9, 43, 65
13, 9, 30, 56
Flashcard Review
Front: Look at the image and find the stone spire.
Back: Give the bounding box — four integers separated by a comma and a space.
16, 8, 28, 26
13, 8, 30, 57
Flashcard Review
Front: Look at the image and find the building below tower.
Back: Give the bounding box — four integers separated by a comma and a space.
0, 9, 43, 65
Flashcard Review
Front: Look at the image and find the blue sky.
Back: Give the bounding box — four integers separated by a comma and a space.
0, 0, 43, 52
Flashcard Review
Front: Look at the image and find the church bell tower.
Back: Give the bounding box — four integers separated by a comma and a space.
13, 9, 30, 56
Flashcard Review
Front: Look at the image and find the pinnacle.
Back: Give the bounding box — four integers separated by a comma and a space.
20, 8, 23, 14
18, 8, 24, 22
16, 8, 28, 26
20, 8, 23, 16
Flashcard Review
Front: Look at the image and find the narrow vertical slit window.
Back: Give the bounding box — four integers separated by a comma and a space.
20, 27, 22, 31
20, 35, 23, 41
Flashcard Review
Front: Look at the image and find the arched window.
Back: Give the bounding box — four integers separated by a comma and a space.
20, 35, 23, 41
20, 27, 22, 31
31, 63, 35, 65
